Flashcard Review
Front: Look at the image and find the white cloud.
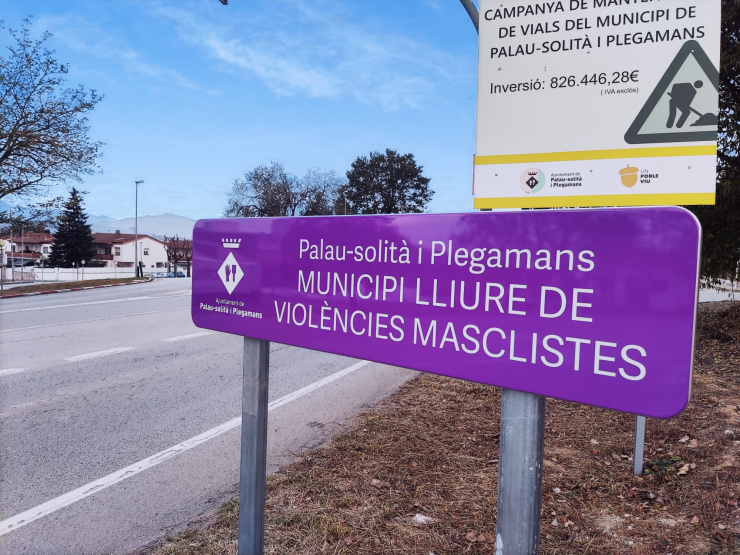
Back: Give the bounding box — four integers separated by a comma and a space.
152, 1, 467, 111
35, 14, 203, 93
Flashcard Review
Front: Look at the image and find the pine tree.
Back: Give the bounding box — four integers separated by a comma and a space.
343, 149, 433, 214
689, 0, 740, 284
48, 188, 95, 268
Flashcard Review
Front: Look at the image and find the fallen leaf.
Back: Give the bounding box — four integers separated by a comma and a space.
590, 439, 599, 445
689, 439, 698, 448
678, 435, 690, 443
465, 532, 478, 542
371, 479, 390, 489
551, 519, 559, 527
677, 464, 690, 476
477, 534, 487, 543
691, 516, 699, 524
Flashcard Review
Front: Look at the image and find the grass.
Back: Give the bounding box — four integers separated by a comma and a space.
0, 277, 146, 297
146, 302, 740, 554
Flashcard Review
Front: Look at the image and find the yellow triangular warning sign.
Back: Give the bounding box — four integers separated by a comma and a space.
625, 40, 719, 145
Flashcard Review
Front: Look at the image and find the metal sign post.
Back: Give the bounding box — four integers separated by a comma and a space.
238, 337, 270, 555
633, 416, 647, 476
496, 389, 546, 554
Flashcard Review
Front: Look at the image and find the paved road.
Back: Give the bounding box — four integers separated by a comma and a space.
0, 279, 416, 554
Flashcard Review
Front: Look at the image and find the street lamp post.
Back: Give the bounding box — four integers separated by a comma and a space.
134, 180, 144, 277
20, 228, 24, 280
9, 207, 13, 282
0, 239, 5, 292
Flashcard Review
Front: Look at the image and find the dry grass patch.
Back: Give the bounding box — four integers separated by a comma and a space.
149, 302, 740, 554
0, 277, 145, 297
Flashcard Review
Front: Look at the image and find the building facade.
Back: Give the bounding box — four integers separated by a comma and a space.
1, 231, 169, 271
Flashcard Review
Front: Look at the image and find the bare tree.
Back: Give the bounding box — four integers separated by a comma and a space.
224, 162, 343, 218
163, 235, 190, 277
182, 239, 193, 277
0, 19, 103, 222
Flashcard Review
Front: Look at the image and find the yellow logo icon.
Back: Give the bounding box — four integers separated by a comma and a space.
619, 165, 639, 188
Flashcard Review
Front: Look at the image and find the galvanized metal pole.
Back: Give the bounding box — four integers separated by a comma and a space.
633, 416, 646, 476
496, 388, 546, 555
459, 0, 479, 33
134, 182, 138, 278
238, 337, 270, 555
9, 207, 13, 282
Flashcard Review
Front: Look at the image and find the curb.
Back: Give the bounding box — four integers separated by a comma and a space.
0, 277, 154, 299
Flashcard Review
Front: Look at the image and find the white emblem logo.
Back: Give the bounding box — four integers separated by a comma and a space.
218, 251, 243, 294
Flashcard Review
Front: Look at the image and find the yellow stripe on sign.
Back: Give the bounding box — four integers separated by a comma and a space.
474, 145, 717, 165
473, 193, 716, 209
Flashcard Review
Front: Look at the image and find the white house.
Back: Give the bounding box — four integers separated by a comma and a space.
91, 232, 168, 270
1, 231, 169, 272
1, 232, 54, 267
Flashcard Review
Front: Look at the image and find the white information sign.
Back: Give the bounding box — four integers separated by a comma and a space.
474, 0, 721, 209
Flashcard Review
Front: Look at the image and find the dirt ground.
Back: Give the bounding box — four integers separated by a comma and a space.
0, 277, 144, 297
149, 302, 740, 555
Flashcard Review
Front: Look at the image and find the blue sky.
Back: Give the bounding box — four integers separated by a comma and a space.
2, 0, 479, 220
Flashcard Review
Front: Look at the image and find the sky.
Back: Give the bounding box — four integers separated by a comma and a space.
1, 0, 479, 220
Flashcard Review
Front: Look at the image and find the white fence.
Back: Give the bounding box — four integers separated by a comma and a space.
43, 267, 137, 281
9, 267, 137, 282
1, 266, 191, 283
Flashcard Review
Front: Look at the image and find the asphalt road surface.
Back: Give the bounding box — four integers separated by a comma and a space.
0, 278, 416, 554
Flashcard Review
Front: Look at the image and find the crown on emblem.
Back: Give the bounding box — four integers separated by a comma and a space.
222, 238, 241, 249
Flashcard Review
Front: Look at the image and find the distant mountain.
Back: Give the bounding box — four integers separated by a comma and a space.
87, 214, 113, 223
2, 202, 197, 239
90, 214, 197, 240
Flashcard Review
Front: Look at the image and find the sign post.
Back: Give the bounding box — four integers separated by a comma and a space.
497, 389, 546, 553
238, 337, 270, 555
633, 415, 647, 476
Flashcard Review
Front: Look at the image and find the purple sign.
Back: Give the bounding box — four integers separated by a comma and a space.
192, 208, 700, 418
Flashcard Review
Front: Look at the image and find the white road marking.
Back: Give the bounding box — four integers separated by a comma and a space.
267, 360, 371, 411
0, 359, 372, 536
63, 347, 135, 362
0, 307, 189, 334
0, 296, 155, 314
161, 331, 213, 342
0, 368, 28, 377
157, 290, 190, 296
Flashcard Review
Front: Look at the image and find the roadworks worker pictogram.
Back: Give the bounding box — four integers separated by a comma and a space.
625, 40, 719, 145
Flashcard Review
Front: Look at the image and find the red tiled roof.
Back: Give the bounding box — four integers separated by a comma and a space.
2, 232, 164, 246
92, 233, 163, 245
1, 232, 53, 244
